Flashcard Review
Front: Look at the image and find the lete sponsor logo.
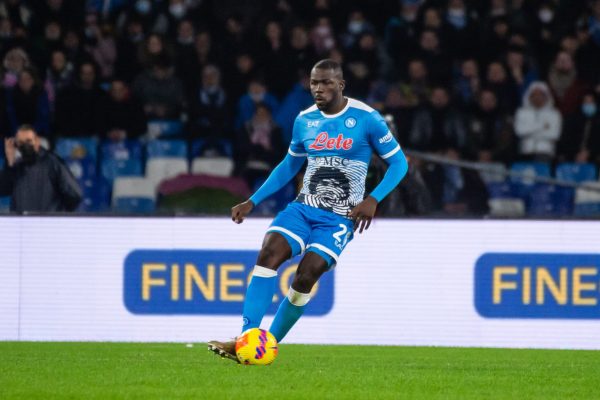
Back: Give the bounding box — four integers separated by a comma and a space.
308, 132, 353, 151
475, 253, 600, 319
123, 250, 334, 315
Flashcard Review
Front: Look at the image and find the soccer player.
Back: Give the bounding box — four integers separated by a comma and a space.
208, 59, 408, 361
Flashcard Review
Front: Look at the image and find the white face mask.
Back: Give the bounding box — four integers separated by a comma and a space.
348, 21, 364, 34
169, 4, 186, 19
538, 9, 554, 23
136, 0, 151, 14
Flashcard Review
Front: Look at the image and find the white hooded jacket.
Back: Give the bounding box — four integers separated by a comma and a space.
514, 81, 562, 157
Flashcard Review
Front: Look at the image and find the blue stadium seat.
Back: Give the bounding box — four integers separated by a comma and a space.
147, 120, 184, 138
485, 181, 515, 199
510, 162, 551, 198
66, 157, 96, 181
191, 138, 233, 158
555, 163, 597, 183
114, 197, 156, 213
146, 140, 188, 159
78, 177, 111, 212
526, 184, 573, 217
100, 139, 143, 162
0, 196, 10, 212
101, 158, 143, 183
55, 137, 98, 161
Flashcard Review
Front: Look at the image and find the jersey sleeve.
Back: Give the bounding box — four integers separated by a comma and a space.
288, 116, 307, 157
367, 111, 401, 161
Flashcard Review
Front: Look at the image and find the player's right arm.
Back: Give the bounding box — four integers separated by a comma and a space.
231, 117, 307, 224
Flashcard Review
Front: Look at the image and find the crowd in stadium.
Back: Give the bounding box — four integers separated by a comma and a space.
1, 0, 600, 216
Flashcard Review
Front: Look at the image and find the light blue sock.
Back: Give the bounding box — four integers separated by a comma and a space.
241, 266, 278, 332
269, 287, 311, 342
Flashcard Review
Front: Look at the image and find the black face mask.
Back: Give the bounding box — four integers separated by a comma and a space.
17, 144, 37, 163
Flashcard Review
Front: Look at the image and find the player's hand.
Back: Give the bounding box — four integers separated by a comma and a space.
231, 200, 254, 224
4, 138, 16, 167
348, 196, 378, 234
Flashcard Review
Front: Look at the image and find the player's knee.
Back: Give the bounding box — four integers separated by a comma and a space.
292, 262, 325, 293
256, 245, 286, 269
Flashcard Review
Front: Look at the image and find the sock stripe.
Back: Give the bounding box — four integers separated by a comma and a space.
252, 265, 277, 278
287, 287, 311, 306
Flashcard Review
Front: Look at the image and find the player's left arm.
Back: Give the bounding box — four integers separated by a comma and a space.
349, 113, 408, 233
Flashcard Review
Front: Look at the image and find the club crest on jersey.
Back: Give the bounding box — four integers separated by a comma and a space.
308, 132, 353, 151
344, 117, 357, 128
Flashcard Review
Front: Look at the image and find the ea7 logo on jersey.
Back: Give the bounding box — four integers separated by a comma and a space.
378, 131, 393, 144
309, 132, 353, 151
308, 120, 319, 128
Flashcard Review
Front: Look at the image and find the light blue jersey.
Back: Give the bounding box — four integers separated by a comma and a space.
289, 98, 402, 217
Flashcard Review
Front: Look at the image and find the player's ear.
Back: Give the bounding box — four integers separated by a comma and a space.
339, 79, 345, 91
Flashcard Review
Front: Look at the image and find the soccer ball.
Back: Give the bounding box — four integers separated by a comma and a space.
235, 328, 278, 365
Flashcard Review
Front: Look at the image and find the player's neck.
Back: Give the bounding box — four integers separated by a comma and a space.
322, 96, 348, 116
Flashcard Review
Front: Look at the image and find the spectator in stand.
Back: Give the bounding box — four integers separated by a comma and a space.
415, 29, 451, 85
137, 34, 173, 71
531, 2, 560, 78
236, 102, 286, 187
467, 88, 515, 163
4, 68, 51, 138
0, 0, 33, 31
409, 86, 468, 155
310, 17, 336, 56
485, 61, 519, 114
0, 125, 82, 213
345, 32, 382, 100
44, 50, 74, 109
340, 9, 374, 50
505, 46, 539, 98
235, 78, 279, 130
275, 69, 313, 142
101, 79, 147, 141
189, 64, 230, 141
174, 19, 197, 94
557, 93, 600, 164
1, 48, 30, 88
133, 56, 184, 119
259, 20, 294, 99
224, 53, 257, 108
83, 18, 117, 80
547, 50, 589, 118
453, 58, 480, 111
480, 16, 511, 65
114, 18, 145, 82
514, 81, 562, 162
288, 25, 317, 72
30, 20, 63, 72
399, 59, 430, 109
443, 0, 479, 60
54, 62, 107, 137
384, 0, 421, 75
62, 30, 87, 67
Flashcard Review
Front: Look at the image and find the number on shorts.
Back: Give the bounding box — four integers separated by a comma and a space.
333, 224, 348, 247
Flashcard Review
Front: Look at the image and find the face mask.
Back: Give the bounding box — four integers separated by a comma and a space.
250, 92, 265, 103
169, 4, 186, 18
582, 103, 597, 117
348, 21, 364, 34
447, 9, 467, 28
135, 0, 151, 15
538, 9, 554, 23
178, 36, 194, 45
17, 144, 37, 162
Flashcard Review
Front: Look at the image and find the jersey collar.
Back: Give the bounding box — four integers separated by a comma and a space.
320, 97, 350, 119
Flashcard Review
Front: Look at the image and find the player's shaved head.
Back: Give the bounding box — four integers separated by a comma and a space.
313, 59, 343, 79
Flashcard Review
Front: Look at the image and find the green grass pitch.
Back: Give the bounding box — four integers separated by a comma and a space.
1, 342, 598, 399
